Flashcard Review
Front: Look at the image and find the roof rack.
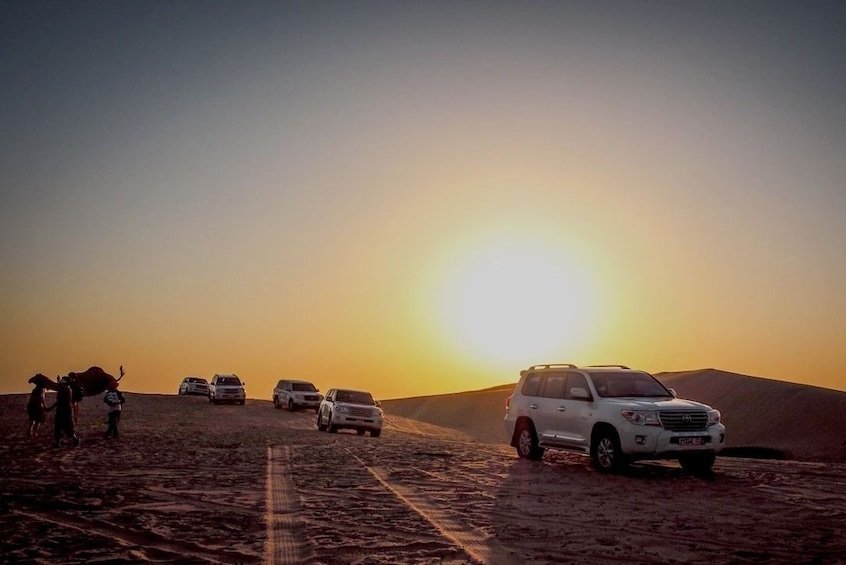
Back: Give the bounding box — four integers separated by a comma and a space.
586, 365, 630, 369
527, 363, 577, 371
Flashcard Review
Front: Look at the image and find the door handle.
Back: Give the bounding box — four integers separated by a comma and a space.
529, 403, 538, 409
557, 406, 567, 412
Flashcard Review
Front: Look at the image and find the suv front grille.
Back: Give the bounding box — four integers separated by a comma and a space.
349, 406, 373, 417
659, 411, 708, 432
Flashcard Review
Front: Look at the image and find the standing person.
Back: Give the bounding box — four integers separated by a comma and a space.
67, 376, 83, 426
27, 384, 47, 437
103, 382, 125, 439
47, 380, 80, 448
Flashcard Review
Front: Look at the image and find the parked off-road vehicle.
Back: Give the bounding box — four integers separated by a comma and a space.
504, 364, 725, 473
317, 388, 383, 437
273, 379, 322, 411
208, 373, 246, 405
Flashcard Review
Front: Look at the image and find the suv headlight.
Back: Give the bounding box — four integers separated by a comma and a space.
707, 409, 721, 426
336, 405, 350, 414
621, 410, 660, 426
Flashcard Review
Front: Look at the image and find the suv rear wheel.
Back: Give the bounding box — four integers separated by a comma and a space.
317, 411, 327, 431
514, 421, 545, 460
591, 428, 627, 473
274, 396, 281, 409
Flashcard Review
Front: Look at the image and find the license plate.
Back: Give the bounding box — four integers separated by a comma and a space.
678, 437, 705, 447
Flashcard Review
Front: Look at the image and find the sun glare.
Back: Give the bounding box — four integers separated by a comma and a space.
438, 238, 600, 366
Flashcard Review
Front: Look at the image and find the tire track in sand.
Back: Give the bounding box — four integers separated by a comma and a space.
265, 445, 309, 564
12, 508, 256, 563
346, 450, 511, 565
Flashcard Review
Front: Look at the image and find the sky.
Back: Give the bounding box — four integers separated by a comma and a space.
2, 1, 845, 399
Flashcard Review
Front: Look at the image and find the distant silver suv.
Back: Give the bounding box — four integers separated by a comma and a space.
317, 388, 383, 437
504, 364, 725, 473
208, 373, 246, 405
273, 379, 323, 412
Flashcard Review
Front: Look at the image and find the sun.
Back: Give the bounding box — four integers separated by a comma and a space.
437, 237, 600, 366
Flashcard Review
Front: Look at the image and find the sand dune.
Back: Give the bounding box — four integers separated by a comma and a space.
382, 369, 846, 463
659, 369, 846, 462
2, 391, 846, 563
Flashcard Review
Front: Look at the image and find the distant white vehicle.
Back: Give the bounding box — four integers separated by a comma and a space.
273, 379, 323, 412
208, 374, 246, 405
317, 388, 382, 437
178, 376, 209, 396
504, 364, 725, 473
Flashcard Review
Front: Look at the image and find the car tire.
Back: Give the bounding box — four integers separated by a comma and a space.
357, 429, 366, 436
317, 412, 327, 431
327, 413, 337, 433
239, 400, 245, 405
591, 428, 627, 473
288, 399, 294, 411
679, 452, 716, 475
274, 396, 280, 409
514, 421, 544, 460
371, 429, 381, 438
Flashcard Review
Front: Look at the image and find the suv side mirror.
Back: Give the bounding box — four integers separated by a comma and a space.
570, 387, 591, 401
375, 400, 382, 407
668, 388, 677, 398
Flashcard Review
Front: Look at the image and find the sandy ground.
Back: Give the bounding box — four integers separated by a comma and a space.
2, 392, 845, 564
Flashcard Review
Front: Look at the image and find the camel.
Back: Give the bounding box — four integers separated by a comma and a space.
28, 366, 125, 396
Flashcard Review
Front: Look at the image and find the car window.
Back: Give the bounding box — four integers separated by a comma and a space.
521, 373, 544, 397
541, 372, 567, 399
565, 372, 590, 399
292, 383, 317, 392
336, 390, 374, 405
219, 377, 241, 386
589, 371, 670, 397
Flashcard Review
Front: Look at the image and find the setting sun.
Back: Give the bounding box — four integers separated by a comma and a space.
437, 237, 601, 366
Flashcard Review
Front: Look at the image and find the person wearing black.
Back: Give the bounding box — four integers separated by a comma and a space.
47, 380, 80, 448
27, 384, 47, 437
67, 377, 83, 426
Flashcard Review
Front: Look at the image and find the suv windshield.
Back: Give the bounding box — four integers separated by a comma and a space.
336, 390, 374, 405
188, 378, 207, 384
292, 383, 317, 392
219, 377, 241, 386
589, 371, 671, 398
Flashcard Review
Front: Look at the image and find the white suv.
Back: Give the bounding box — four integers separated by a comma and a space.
317, 389, 383, 437
273, 379, 323, 412
208, 374, 246, 405
504, 364, 725, 473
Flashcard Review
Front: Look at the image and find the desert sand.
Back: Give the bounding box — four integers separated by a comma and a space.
2, 390, 845, 564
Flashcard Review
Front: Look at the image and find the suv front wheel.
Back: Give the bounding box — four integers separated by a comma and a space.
514, 421, 545, 460
591, 428, 627, 473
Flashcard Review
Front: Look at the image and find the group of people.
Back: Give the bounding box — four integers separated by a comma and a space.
27, 376, 125, 447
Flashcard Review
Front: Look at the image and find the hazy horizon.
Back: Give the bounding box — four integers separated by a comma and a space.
2, 1, 845, 398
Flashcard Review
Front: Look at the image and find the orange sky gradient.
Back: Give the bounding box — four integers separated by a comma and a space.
2, 2, 845, 399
